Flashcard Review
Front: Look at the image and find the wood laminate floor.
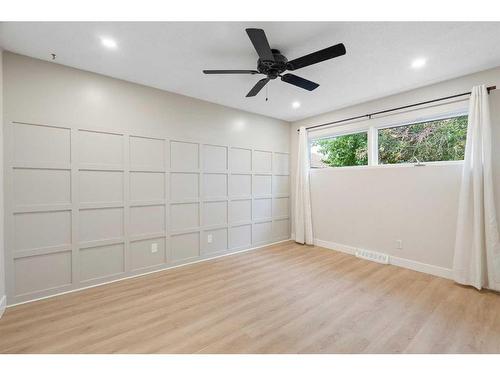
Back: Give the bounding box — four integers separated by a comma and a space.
1, 241, 499, 354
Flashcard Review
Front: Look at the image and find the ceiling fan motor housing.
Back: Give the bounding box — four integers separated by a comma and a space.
257, 49, 288, 79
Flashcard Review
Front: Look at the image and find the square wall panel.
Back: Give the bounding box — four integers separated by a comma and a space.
253, 198, 272, 220
14, 123, 70, 164
80, 207, 124, 242
79, 170, 123, 203
130, 237, 166, 270
171, 232, 200, 261
130, 205, 165, 236
273, 219, 290, 239
170, 203, 199, 231
203, 174, 227, 199
14, 168, 71, 206
79, 130, 123, 166
203, 228, 228, 254
253, 175, 272, 196
203, 145, 227, 171
171, 141, 199, 170
229, 174, 251, 198
253, 150, 272, 172
14, 211, 71, 251
130, 172, 165, 202
14, 251, 72, 296
80, 243, 125, 282
274, 153, 289, 174
273, 175, 290, 195
130, 136, 165, 169
229, 199, 251, 224
273, 197, 289, 217
170, 173, 199, 201
229, 224, 251, 249
203, 201, 227, 227
230, 148, 251, 172
253, 221, 272, 244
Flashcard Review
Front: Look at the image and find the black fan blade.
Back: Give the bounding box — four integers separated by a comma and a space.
246, 78, 270, 97
246, 28, 275, 62
287, 43, 346, 71
203, 70, 259, 74
281, 74, 319, 91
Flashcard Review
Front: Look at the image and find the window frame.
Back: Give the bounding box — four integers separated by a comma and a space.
309, 110, 468, 169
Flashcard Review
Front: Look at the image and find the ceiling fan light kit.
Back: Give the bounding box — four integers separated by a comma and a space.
203, 28, 346, 98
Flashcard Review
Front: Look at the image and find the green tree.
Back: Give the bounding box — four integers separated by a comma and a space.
313, 132, 368, 167
378, 116, 467, 164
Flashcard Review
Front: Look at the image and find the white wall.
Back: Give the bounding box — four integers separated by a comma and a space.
290, 66, 500, 274
4, 53, 289, 150
0, 48, 5, 316
2, 52, 291, 305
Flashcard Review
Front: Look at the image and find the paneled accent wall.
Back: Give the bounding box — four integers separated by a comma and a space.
5, 121, 290, 304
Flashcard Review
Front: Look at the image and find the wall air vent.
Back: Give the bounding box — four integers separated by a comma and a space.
355, 249, 389, 264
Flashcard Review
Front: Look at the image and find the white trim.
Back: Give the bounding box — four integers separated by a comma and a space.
367, 126, 378, 166
310, 159, 464, 172
390, 255, 452, 280
6, 238, 291, 308
0, 295, 6, 319
314, 239, 452, 280
314, 239, 356, 255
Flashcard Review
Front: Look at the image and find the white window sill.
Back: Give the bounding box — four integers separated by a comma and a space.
310, 160, 464, 171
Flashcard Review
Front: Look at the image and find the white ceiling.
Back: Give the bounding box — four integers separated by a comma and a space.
1, 22, 500, 122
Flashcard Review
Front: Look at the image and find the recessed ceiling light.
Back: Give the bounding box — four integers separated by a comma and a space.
100, 37, 118, 49
292, 101, 301, 109
411, 57, 427, 69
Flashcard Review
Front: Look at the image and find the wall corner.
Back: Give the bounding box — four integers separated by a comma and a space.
0, 47, 5, 316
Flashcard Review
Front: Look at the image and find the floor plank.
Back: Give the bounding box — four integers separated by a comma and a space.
0, 241, 499, 354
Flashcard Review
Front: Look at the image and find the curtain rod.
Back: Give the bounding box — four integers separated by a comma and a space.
298, 85, 497, 132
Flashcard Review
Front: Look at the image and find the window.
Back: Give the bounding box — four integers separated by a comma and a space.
310, 131, 368, 168
378, 115, 468, 165
309, 114, 468, 168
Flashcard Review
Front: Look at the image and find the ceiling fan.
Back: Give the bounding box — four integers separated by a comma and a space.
203, 28, 346, 97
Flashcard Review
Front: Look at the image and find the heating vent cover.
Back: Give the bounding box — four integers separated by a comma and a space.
355, 249, 389, 264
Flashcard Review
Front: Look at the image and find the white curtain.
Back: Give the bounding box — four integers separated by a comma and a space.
453, 85, 500, 291
294, 126, 314, 245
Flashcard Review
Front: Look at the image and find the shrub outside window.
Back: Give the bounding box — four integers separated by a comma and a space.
378, 115, 468, 165
310, 132, 368, 168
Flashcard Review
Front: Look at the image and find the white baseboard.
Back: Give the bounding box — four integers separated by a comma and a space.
0, 295, 6, 319
389, 255, 452, 279
314, 239, 356, 255
314, 238, 452, 280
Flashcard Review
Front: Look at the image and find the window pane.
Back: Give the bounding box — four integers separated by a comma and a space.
378, 115, 468, 165
311, 132, 368, 168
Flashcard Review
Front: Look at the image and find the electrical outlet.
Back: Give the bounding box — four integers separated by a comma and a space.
396, 240, 403, 250
207, 234, 213, 244
151, 243, 158, 253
